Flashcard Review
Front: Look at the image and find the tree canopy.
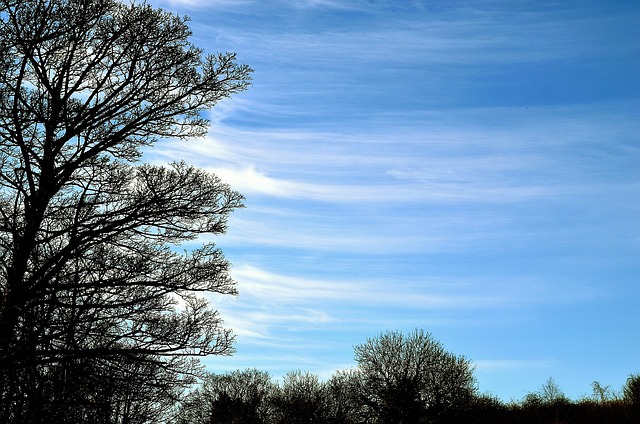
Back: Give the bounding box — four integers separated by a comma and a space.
0, 0, 251, 421
354, 329, 477, 423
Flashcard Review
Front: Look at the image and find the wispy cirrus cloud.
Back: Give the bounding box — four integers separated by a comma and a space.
150, 100, 640, 200
207, 260, 599, 382
228, 264, 594, 311
210, 165, 561, 203
191, 2, 639, 77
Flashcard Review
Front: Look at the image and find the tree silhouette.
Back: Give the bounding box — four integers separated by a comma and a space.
523, 377, 568, 406
178, 369, 275, 424
354, 329, 477, 424
623, 373, 640, 419
324, 369, 365, 424
272, 370, 327, 424
0, 0, 251, 420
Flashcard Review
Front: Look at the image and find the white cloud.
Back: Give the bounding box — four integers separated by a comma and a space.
146, 100, 640, 208
212, 164, 563, 203
212, 166, 295, 198
219, 215, 461, 254
230, 264, 589, 310
201, 5, 629, 73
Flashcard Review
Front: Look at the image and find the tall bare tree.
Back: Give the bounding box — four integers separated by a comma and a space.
0, 0, 251, 420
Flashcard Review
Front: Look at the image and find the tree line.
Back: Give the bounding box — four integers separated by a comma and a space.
176, 368, 640, 424
175, 329, 640, 424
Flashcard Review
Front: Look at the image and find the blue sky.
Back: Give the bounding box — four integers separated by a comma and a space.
147, 0, 640, 400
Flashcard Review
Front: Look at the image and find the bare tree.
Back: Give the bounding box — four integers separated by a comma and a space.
178, 369, 275, 424
354, 329, 477, 424
324, 369, 366, 424
272, 370, 327, 424
523, 377, 568, 406
0, 0, 251, 420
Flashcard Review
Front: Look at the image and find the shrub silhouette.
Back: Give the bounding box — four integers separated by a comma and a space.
623, 373, 640, 419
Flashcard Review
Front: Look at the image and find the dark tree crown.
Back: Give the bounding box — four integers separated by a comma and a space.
0, 0, 251, 421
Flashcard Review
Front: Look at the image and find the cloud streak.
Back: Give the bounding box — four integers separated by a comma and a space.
229, 264, 594, 311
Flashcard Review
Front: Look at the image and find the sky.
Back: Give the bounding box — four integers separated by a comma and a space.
145, 0, 640, 401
